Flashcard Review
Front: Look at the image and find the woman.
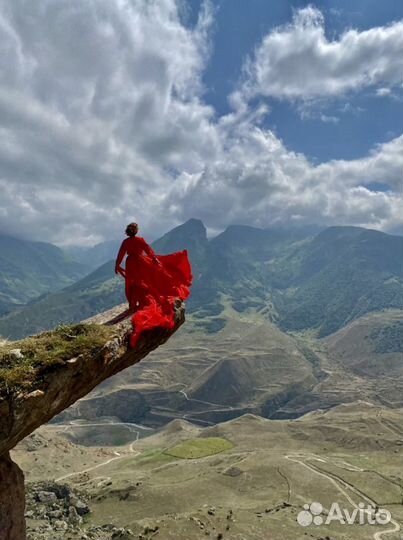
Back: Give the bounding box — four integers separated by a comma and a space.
115, 222, 160, 311
115, 222, 192, 347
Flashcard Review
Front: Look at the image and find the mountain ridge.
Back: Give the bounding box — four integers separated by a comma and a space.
0, 220, 402, 339
0, 234, 90, 317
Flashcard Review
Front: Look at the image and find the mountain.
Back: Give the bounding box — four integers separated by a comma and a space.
185, 317, 314, 409
325, 310, 403, 388
188, 224, 403, 337
56, 310, 320, 427
64, 239, 121, 271
0, 261, 124, 339
192, 224, 321, 317
0, 219, 210, 339
269, 226, 403, 335
0, 221, 402, 339
153, 218, 210, 275
0, 234, 89, 317
64, 219, 209, 273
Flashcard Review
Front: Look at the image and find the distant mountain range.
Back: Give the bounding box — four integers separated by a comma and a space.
64, 239, 121, 271
0, 219, 402, 339
0, 234, 90, 317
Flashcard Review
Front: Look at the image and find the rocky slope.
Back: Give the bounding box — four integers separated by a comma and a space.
0, 302, 185, 540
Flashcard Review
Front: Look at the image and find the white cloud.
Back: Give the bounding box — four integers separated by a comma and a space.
376, 88, 392, 97
0, 1, 401, 245
237, 6, 403, 102
165, 116, 403, 232
0, 0, 217, 244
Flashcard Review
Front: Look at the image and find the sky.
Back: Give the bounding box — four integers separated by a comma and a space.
0, 0, 402, 245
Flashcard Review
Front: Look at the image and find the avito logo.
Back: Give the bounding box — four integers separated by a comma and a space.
297, 502, 392, 527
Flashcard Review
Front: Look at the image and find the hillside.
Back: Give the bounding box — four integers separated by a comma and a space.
195, 225, 403, 336
13, 404, 403, 540
185, 316, 314, 409
273, 227, 403, 335
324, 310, 403, 405
54, 307, 403, 431
55, 309, 320, 427
0, 234, 89, 317
0, 262, 125, 339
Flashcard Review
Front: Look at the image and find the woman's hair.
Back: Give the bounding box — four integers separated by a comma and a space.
125, 222, 139, 237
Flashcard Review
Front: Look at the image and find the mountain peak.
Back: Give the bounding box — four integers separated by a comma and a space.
172, 218, 206, 236
316, 225, 367, 240
153, 219, 208, 257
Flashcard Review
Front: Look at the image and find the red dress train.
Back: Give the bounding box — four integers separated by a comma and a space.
115, 236, 192, 347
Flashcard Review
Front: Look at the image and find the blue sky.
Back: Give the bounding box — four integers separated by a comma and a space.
0, 0, 401, 244
185, 0, 403, 162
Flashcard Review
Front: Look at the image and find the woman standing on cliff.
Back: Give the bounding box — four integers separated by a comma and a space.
115, 222, 192, 346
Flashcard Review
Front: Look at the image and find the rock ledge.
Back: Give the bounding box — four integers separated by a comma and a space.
0, 302, 185, 540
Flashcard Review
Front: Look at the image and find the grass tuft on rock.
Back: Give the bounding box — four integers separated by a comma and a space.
0, 323, 115, 396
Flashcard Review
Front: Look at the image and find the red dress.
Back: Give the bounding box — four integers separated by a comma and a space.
115, 236, 192, 347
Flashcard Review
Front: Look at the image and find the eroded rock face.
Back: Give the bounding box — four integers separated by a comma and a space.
55, 388, 149, 425
25, 480, 89, 536
0, 452, 26, 540
0, 303, 184, 455
0, 302, 185, 540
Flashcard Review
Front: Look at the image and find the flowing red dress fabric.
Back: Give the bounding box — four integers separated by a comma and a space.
115, 236, 192, 348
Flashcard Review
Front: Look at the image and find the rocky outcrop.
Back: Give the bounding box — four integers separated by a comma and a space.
0, 302, 185, 540
0, 452, 26, 540
25, 481, 89, 537
25, 480, 139, 539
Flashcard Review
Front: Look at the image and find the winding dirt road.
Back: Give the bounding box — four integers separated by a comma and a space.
53, 421, 143, 482
285, 453, 401, 540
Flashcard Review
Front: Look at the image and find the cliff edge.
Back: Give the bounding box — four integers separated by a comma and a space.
0, 302, 185, 540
